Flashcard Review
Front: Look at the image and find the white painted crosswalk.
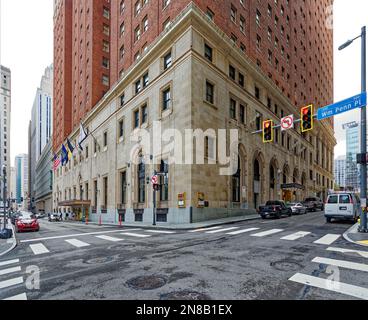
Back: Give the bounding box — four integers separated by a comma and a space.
326, 247, 368, 259
0, 266, 21, 276
289, 273, 368, 300
30, 243, 50, 255
281, 231, 311, 241
0, 277, 23, 290
313, 234, 341, 245
65, 239, 91, 248
312, 257, 368, 273
95, 235, 123, 242
226, 228, 260, 235
251, 229, 284, 237
0, 259, 27, 301
206, 227, 239, 234
3, 293, 27, 300
120, 232, 152, 238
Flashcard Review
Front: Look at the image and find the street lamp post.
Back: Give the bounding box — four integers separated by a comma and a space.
339, 26, 367, 232
2, 166, 7, 231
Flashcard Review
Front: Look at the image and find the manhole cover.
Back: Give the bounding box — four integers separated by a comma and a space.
160, 290, 210, 300
127, 275, 167, 290
270, 259, 303, 271
85, 256, 115, 265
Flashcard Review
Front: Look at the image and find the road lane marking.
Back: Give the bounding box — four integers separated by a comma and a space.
0, 259, 19, 267
20, 229, 142, 243
30, 244, 50, 255
327, 247, 368, 259
0, 266, 21, 276
314, 234, 341, 245
251, 229, 284, 237
3, 293, 27, 300
206, 227, 240, 234
281, 231, 311, 241
145, 230, 176, 234
226, 228, 260, 235
312, 257, 368, 273
289, 273, 368, 300
0, 277, 23, 290
120, 232, 151, 238
65, 239, 91, 248
95, 235, 123, 242
189, 226, 223, 233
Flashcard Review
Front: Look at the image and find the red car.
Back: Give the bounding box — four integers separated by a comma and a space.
16, 213, 40, 233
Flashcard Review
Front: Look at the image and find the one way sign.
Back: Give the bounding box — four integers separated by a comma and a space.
281, 115, 294, 131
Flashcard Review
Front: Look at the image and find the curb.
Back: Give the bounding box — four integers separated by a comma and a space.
0, 220, 17, 258
343, 223, 368, 248
61, 215, 261, 231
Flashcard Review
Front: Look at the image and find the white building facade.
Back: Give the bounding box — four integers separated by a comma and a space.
334, 155, 346, 188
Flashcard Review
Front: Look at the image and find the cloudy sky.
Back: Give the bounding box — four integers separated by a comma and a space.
0, 0, 367, 165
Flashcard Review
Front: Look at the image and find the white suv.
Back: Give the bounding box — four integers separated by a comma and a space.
325, 193, 361, 223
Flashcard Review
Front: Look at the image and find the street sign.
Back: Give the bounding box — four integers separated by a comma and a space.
151, 175, 158, 185
281, 115, 294, 131
317, 92, 367, 121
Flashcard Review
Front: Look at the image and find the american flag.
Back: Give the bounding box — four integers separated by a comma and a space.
53, 154, 61, 171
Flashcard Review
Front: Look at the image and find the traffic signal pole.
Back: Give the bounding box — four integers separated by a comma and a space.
359, 26, 367, 233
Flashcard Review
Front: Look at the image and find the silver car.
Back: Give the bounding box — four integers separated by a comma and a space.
287, 203, 307, 215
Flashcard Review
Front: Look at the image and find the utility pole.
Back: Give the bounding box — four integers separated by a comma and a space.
2, 166, 7, 231
360, 26, 367, 232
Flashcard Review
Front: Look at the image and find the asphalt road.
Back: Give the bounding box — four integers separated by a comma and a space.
0, 211, 367, 300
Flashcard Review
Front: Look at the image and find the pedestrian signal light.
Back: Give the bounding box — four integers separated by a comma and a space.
301, 105, 314, 132
263, 120, 273, 143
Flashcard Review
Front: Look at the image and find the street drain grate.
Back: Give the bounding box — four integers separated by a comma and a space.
160, 290, 210, 300
270, 259, 303, 271
127, 275, 168, 290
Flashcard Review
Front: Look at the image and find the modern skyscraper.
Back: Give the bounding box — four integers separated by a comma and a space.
15, 154, 28, 206
29, 65, 53, 211
334, 155, 346, 189
0, 66, 11, 198
345, 122, 360, 191
53, 1, 335, 225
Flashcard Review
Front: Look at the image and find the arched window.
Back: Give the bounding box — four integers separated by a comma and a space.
270, 165, 275, 189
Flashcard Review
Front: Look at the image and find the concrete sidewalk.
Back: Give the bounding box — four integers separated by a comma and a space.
343, 222, 368, 247
63, 214, 261, 230
0, 219, 17, 257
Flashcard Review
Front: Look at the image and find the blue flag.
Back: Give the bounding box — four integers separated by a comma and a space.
61, 144, 69, 166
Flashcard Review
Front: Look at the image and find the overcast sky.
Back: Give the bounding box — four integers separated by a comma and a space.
0, 0, 367, 166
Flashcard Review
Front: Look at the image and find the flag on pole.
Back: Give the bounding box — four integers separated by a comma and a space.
66, 139, 75, 160
61, 144, 69, 166
52, 154, 61, 171
78, 123, 88, 151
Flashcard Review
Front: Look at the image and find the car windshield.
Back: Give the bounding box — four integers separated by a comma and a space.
305, 198, 316, 202
287, 203, 296, 207
20, 213, 34, 220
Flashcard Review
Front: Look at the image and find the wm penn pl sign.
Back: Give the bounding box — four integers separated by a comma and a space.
317, 92, 367, 121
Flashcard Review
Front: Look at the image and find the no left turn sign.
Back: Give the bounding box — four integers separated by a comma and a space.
281, 115, 294, 131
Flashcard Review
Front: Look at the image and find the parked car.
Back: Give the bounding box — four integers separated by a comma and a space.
48, 213, 61, 222
259, 201, 292, 219
36, 212, 46, 219
10, 212, 22, 225
287, 202, 307, 215
325, 192, 360, 223
16, 213, 39, 233
303, 197, 324, 212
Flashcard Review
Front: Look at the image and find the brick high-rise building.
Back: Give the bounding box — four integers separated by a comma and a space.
54, 0, 333, 152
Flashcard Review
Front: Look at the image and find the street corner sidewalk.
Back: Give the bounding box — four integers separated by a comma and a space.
62, 213, 261, 230
343, 222, 368, 248
0, 219, 17, 257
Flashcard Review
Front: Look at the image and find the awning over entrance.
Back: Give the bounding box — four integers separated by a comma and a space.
58, 200, 91, 207
281, 183, 305, 190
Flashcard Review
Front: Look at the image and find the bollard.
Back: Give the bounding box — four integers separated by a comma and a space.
86, 216, 88, 225
119, 214, 122, 228
99, 215, 102, 226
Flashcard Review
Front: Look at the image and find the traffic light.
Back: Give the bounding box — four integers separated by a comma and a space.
263, 120, 273, 143
301, 105, 314, 132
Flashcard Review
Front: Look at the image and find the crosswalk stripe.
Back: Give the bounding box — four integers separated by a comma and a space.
206, 227, 240, 234
95, 235, 123, 242
289, 273, 368, 300
145, 230, 176, 234
312, 257, 368, 273
189, 226, 223, 233
314, 234, 341, 245
0, 277, 23, 290
30, 243, 50, 255
65, 239, 91, 248
120, 232, 151, 238
0, 266, 21, 276
327, 247, 368, 259
0, 259, 19, 267
281, 231, 311, 241
3, 293, 27, 301
251, 229, 284, 237
226, 228, 260, 235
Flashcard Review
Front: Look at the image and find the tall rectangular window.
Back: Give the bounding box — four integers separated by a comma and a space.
229, 65, 236, 80
240, 104, 245, 124
162, 88, 171, 111
119, 119, 124, 138
160, 160, 169, 201
121, 171, 127, 204
103, 177, 108, 207
134, 110, 140, 128
204, 44, 213, 62
94, 180, 98, 208
230, 99, 236, 119
206, 81, 214, 104
164, 52, 172, 70
141, 104, 148, 124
